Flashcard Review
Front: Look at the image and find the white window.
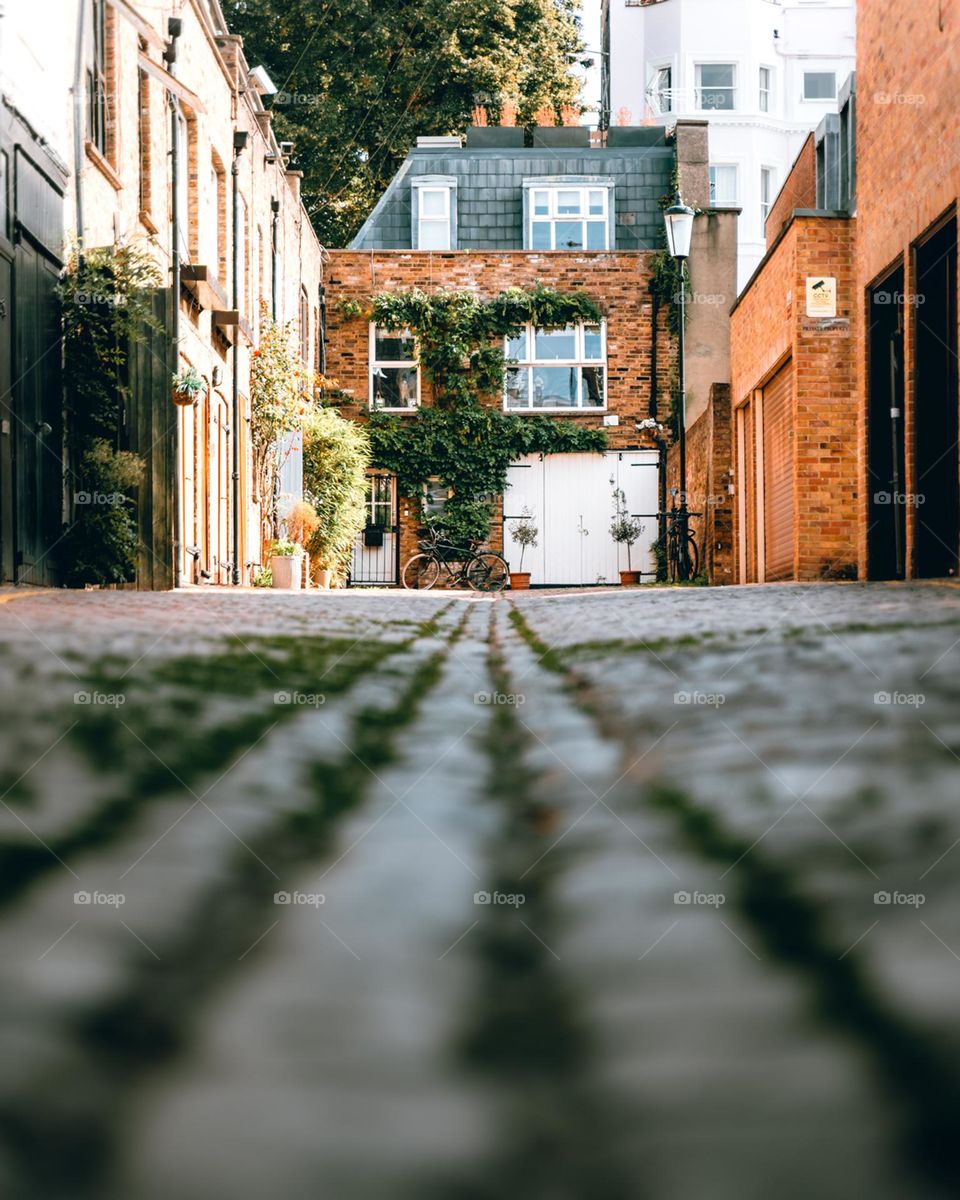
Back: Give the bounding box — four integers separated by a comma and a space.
760, 167, 775, 224
696, 63, 736, 111
504, 323, 606, 411
651, 65, 672, 114
528, 187, 610, 251
759, 66, 772, 113
803, 71, 837, 100
709, 164, 739, 207
417, 186, 452, 250
370, 326, 419, 411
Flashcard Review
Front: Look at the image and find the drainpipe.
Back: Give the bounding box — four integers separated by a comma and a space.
72, 0, 86, 249
165, 18, 183, 588
318, 281, 327, 374
270, 197, 280, 321
231, 131, 248, 586
648, 279, 659, 419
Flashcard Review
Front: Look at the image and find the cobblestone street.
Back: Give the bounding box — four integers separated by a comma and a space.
1, 582, 960, 1199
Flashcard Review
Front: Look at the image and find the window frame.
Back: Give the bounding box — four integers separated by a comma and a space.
369, 324, 421, 413
760, 166, 775, 225
651, 64, 673, 114
410, 176, 457, 250
524, 181, 614, 251
802, 70, 837, 101
709, 164, 739, 208
759, 65, 772, 113
695, 62, 737, 112
88, 0, 109, 156
503, 321, 608, 413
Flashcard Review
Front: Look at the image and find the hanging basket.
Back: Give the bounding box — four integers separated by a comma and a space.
173, 388, 197, 407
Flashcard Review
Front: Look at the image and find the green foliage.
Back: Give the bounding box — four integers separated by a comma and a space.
253, 566, 274, 587
301, 406, 371, 576
364, 284, 607, 543
610, 486, 643, 571
58, 243, 162, 587
222, 0, 584, 246
270, 538, 304, 557
173, 366, 207, 400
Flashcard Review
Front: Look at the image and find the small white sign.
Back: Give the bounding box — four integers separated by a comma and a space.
806, 276, 837, 318
602, 414, 619, 427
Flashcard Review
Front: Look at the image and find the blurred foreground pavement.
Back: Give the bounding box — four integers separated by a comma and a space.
1, 581, 959, 1199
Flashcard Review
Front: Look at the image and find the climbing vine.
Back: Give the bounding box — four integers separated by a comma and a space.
58, 243, 161, 586
362, 286, 608, 544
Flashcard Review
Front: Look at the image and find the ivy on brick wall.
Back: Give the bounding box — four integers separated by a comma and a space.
361, 286, 608, 545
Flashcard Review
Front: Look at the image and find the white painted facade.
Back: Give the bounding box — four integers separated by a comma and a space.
603, 0, 855, 289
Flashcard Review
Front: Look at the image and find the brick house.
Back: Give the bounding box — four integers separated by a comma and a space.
729, 83, 858, 582
727, 0, 960, 585
325, 122, 737, 586
0, 0, 324, 588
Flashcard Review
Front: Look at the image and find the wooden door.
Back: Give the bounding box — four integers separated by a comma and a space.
762, 363, 795, 581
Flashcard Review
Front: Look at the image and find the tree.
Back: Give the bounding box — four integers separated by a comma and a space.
224, 0, 584, 246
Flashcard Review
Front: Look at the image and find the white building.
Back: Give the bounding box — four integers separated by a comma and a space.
601, 0, 855, 290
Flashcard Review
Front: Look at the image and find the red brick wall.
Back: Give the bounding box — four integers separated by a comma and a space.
731, 215, 858, 582
666, 383, 734, 584
325, 250, 677, 559
766, 134, 816, 250
856, 0, 960, 578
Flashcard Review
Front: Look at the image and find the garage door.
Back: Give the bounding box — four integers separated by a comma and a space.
504, 451, 659, 585
762, 364, 795, 581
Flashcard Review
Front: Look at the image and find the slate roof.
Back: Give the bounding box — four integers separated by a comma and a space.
350, 141, 675, 252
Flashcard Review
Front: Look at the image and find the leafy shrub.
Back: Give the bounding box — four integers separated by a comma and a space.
301, 406, 370, 579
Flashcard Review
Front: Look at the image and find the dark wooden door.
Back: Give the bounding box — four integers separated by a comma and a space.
0, 249, 12, 581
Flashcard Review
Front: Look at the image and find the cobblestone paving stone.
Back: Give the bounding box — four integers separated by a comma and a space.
0, 583, 958, 1199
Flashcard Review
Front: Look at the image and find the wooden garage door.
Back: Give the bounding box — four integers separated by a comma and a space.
740, 400, 758, 583
762, 363, 795, 581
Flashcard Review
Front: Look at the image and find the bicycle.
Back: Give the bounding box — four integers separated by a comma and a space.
401, 527, 509, 592
660, 500, 701, 582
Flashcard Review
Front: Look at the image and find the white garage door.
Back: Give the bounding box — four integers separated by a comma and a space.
504, 451, 659, 585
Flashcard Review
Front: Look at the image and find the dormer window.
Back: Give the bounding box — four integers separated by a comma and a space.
523, 180, 614, 251
411, 177, 457, 250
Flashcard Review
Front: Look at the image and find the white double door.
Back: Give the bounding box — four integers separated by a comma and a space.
504, 451, 659, 586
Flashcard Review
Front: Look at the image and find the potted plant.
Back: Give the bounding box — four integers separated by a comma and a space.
611, 487, 644, 585
172, 366, 206, 407
269, 538, 304, 590
508, 507, 539, 590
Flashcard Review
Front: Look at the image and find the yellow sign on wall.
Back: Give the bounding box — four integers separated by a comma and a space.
806, 277, 837, 318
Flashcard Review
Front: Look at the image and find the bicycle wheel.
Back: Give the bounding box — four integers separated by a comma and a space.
466, 552, 509, 592
401, 553, 441, 590
685, 534, 700, 579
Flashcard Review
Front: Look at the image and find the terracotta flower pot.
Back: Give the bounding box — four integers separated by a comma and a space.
172, 388, 196, 407
271, 555, 303, 590
510, 572, 532, 591
619, 570, 641, 586
316, 568, 332, 590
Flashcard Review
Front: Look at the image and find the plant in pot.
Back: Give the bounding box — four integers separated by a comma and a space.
508, 508, 539, 590
611, 487, 644, 585
172, 366, 206, 407
269, 538, 304, 590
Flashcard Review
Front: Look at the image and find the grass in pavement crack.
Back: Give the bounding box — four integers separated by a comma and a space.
0, 609, 453, 910
0, 609, 470, 1197
511, 601, 960, 1194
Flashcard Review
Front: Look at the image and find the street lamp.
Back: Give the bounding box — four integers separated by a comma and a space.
663, 199, 695, 579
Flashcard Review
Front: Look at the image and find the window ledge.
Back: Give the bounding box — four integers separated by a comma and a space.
505, 408, 608, 416
139, 208, 159, 235
85, 141, 123, 191
370, 406, 420, 415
